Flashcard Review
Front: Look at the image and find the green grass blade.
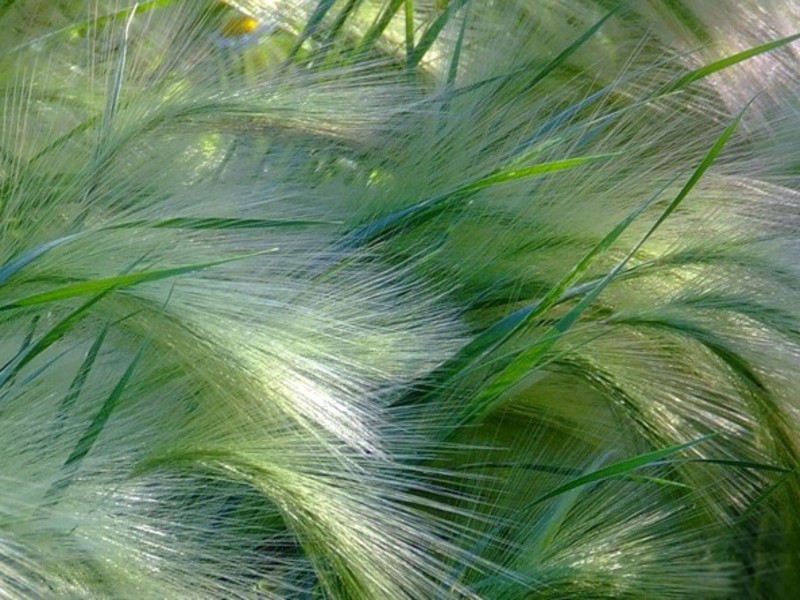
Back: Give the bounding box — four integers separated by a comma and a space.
43, 344, 147, 501
641, 104, 750, 231
342, 154, 613, 248
461, 154, 617, 193
445, 0, 470, 87
0, 234, 81, 286
0, 250, 272, 312
657, 31, 800, 96
459, 104, 748, 425
0, 291, 111, 392
408, 0, 469, 68
450, 9, 617, 99
28, 116, 100, 164
519, 9, 618, 95
353, 0, 404, 57
513, 30, 799, 162
131, 447, 237, 477
287, 0, 338, 60
404, 0, 414, 69
737, 468, 798, 522
447, 436, 714, 588
325, 0, 364, 46
394, 176, 672, 409
522, 454, 612, 562
55, 325, 109, 429
62, 344, 146, 470
662, 0, 713, 44
525, 435, 715, 509
690, 458, 792, 473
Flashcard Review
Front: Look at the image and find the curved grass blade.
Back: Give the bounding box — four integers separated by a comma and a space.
0, 234, 81, 286
0, 250, 273, 312
511, 29, 800, 163
341, 154, 613, 249
657, 31, 800, 96
131, 447, 239, 477
523, 435, 715, 509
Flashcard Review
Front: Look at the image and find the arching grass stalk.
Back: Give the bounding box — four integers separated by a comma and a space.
1, 1, 800, 598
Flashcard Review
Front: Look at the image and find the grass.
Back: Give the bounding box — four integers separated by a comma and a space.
1, 1, 800, 598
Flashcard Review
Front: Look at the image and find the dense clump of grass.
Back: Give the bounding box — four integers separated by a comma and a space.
1, 1, 800, 597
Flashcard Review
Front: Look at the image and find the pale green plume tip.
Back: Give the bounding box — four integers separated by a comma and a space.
1, 1, 800, 598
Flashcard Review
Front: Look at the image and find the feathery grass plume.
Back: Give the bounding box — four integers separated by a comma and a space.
1, 0, 799, 597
